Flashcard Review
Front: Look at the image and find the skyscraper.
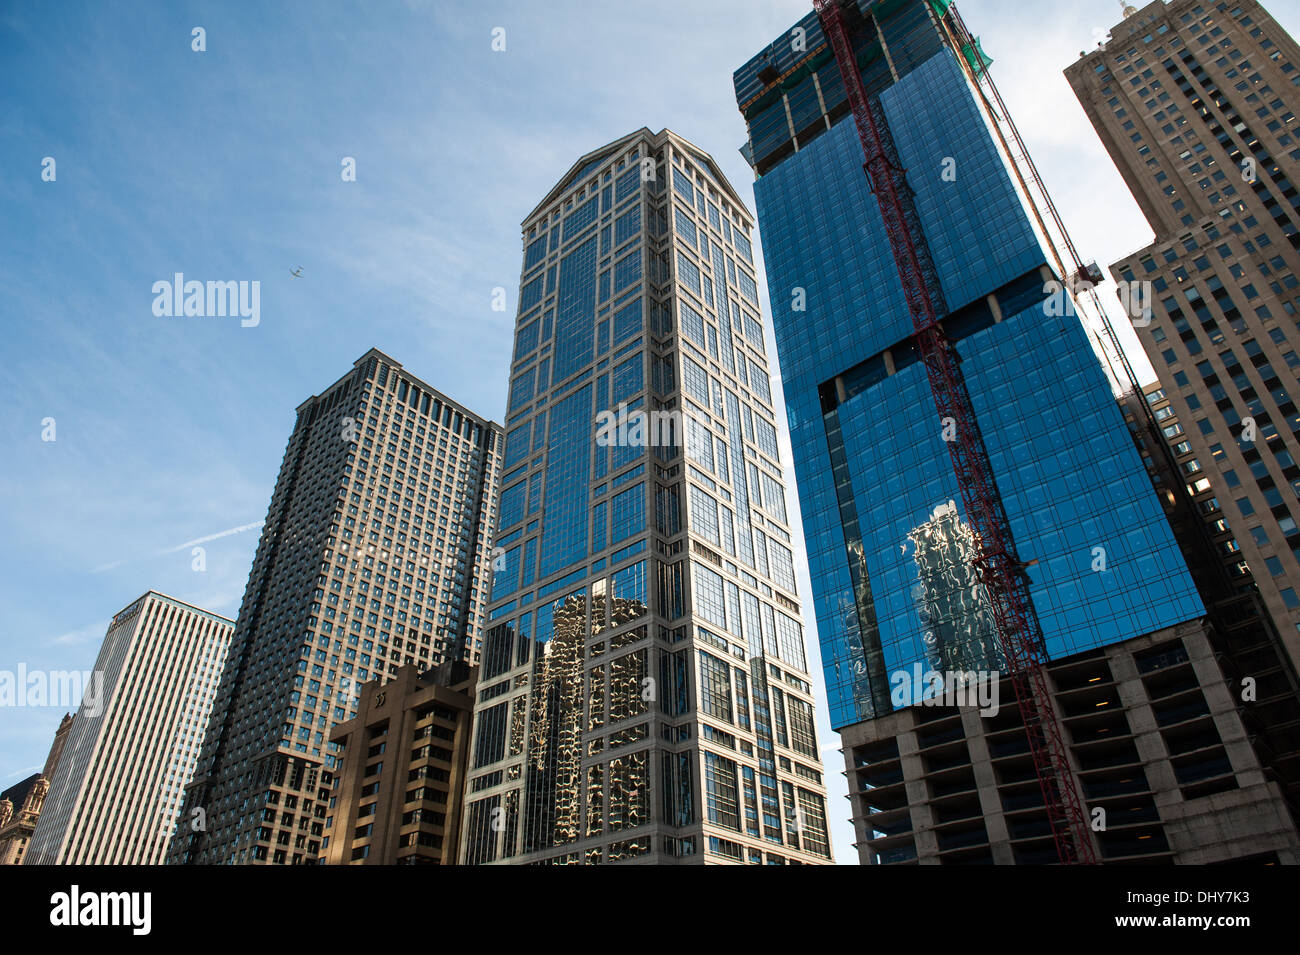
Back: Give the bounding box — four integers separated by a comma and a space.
24, 593, 232, 864
169, 350, 501, 865
459, 128, 833, 865
730, 0, 1292, 863
1066, 0, 1300, 669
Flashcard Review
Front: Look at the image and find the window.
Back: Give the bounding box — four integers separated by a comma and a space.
689, 486, 720, 546
685, 416, 714, 472
672, 167, 693, 202
674, 207, 697, 246
700, 652, 734, 723
679, 301, 706, 347
614, 250, 642, 290
704, 752, 741, 831
610, 483, 646, 544
693, 562, 727, 628
677, 252, 701, 295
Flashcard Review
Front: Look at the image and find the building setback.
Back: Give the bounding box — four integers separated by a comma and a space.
319, 661, 476, 864
0, 713, 73, 865
24, 593, 232, 864
1066, 0, 1300, 668
459, 128, 833, 865
733, 0, 1297, 863
169, 350, 501, 865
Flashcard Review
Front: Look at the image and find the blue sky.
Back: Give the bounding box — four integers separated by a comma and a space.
4, 0, 1296, 863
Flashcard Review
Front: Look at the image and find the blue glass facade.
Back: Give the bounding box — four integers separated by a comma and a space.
738, 21, 1203, 730
462, 129, 833, 865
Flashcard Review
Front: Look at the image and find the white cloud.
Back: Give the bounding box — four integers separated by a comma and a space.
44, 620, 110, 648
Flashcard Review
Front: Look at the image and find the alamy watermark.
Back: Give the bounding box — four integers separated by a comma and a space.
152, 273, 260, 327
1042, 276, 1154, 327
0, 665, 103, 716
594, 403, 681, 448
50, 885, 151, 935
890, 664, 1000, 717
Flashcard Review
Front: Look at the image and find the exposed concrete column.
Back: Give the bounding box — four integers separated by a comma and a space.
1110, 648, 1180, 810
961, 706, 1013, 863
1185, 628, 1268, 786
896, 719, 938, 861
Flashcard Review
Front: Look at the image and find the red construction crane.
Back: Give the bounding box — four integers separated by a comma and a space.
811, 0, 1097, 864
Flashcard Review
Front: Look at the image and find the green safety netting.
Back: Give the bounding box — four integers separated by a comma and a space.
961, 37, 993, 75
928, 0, 955, 16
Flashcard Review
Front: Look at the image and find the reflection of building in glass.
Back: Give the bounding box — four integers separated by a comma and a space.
907, 501, 1002, 677
461, 129, 832, 864
523, 593, 587, 852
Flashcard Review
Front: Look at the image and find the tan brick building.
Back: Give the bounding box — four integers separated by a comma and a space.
1067, 0, 1300, 668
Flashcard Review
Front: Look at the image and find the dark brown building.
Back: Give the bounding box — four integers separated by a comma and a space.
320, 661, 476, 864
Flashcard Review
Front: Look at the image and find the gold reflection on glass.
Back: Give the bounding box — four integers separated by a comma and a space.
610, 594, 647, 627
606, 838, 649, 862
611, 624, 647, 652
587, 665, 606, 731
609, 647, 648, 723
586, 763, 604, 837
524, 591, 587, 850
502, 788, 520, 859
591, 578, 608, 635
610, 722, 648, 749
509, 695, 526, 757
608, 750, 648, 832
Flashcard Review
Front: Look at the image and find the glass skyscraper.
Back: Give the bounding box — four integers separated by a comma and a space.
459, 128, 832, 865
734, 1, 1204, 732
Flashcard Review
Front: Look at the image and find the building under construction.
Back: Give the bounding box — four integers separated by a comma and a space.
734, 0, 1300, 862
1119, 384, 1300, 844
